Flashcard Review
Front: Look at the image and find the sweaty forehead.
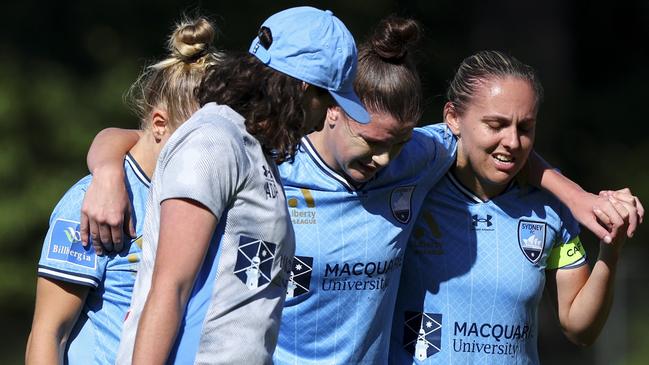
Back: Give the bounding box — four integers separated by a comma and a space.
470, 77, 537, 116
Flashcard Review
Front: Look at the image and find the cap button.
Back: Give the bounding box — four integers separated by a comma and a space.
325, 10, 333, 15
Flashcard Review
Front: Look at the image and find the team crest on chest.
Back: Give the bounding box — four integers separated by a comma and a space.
391, 186, 415, 224
518, 220, 546, 264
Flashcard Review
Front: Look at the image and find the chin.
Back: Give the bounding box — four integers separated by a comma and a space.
348, 171, 372, 184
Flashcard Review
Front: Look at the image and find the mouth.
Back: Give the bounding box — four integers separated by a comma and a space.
492, 153, 516, 170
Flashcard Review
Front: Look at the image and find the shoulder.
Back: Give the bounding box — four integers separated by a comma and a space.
159, 104, 252, 167
181, 103, 247, 139
49, 175, 93, 223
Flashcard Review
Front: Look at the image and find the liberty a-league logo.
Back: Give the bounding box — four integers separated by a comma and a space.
403, 311, 442, 360
286, 255, 313, 298
47, 219, 97, 269
518, 220, 547, 264
234, 236, 277, 289
391, 186, 415, 224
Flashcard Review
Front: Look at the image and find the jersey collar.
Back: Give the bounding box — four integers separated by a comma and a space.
125, 153, 151, 188
447, 171, 515, 204
301, 137, 364, 192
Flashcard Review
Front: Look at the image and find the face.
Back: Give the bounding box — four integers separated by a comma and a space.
322, 107, 416, 183
302, 85, 335, 134
447, 76, 537, 199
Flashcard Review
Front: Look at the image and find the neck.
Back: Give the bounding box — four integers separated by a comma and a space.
452, 160, 508, 202
307, 130, 338, 173
128, 132, 162, 179
306, 130, 361, 189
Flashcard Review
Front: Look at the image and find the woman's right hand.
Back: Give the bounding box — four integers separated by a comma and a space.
80, 164, 134, 254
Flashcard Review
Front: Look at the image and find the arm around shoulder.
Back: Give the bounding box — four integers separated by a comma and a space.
81, 128, 141, 253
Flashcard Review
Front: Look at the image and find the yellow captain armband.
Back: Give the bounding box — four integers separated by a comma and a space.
546, 236, 586, 270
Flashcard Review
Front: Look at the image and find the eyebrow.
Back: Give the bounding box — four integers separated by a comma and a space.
482, 116, 536, 124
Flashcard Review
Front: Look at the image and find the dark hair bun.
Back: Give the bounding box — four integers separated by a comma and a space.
370, 16, 421, 61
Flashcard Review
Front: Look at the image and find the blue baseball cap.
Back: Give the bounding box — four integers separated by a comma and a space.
249, 6, 370, 124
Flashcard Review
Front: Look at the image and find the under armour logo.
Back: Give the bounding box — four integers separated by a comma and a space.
262, 165, 274, 179
472, 214, 493, 227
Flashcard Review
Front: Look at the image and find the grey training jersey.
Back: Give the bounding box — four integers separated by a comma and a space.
116, 103, 295, 364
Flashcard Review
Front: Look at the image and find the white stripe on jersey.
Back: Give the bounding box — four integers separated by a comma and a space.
38, 267, 99, 287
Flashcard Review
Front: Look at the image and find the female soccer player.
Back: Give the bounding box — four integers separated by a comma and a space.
110, 7, 369, 365
80, 19, 641, 365
25, 17, 223, 365
390, 51, 640, 364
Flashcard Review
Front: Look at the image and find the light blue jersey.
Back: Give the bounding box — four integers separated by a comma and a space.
274, 124, 456, 365
390, 173, 587, 365
37, 154, 149, 365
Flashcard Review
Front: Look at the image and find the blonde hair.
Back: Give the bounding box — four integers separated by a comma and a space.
126, 16, 224, 130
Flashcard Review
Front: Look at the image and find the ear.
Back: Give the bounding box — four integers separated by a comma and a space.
151, 109, 170, 142
325, 105, 342, 129
443, 102, 461, 137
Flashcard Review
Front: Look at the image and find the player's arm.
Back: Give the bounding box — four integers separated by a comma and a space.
545, 192, 635, 346
526, 151, 643, 242
80, 128, 141, 253
132, 198, 217, 365
25, 278, 89, 364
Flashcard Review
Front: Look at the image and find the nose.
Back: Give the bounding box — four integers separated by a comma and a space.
502, 126, 520, 150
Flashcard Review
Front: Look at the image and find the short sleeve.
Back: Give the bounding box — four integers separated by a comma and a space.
546, 204, 587, 270
415, 123, 457, 172
157, 124, 247, 219
37, 177, 108, 288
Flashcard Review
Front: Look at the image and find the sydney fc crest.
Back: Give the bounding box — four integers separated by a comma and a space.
234, 236, 277, 289
518, 220, 546, 264
403, 311, 442, 360
391, 186, 415, 224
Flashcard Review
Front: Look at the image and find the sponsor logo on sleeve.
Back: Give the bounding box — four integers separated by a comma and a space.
234, 236, 278, 289
47, 219, 97, 269
286, 255, 313, 298
518, 220, 547, 264
391, 186, 415, 224
403, 311, 443, 360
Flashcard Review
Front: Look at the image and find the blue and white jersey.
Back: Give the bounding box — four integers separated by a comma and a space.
390, 173, 587, 365
274, 124, 456, 365
37, 154, 149, 365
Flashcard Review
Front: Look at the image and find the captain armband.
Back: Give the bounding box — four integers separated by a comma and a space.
546, 236, 586, 270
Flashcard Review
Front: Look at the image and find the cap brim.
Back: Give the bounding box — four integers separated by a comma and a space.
329, 89, 370, 124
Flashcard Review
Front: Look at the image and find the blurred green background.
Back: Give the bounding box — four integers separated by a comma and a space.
1, 0, 647, 364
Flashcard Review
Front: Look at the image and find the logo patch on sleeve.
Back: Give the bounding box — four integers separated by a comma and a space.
518, 220, 546, 264
47, 219, 97, 269
234, 236, 277, 290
